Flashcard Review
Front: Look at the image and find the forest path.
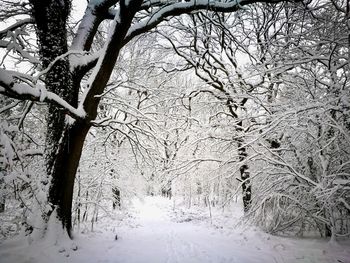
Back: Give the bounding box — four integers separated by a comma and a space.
1, 196, 350, 263
104, 196, 279, 263
65, 196, 350, 263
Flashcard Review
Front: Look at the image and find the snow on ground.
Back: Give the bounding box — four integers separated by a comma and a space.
0, 196, 349, 263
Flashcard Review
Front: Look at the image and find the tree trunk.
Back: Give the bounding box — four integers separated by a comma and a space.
226, 98, 251, 212
29, 0, 87, 237
0, 186, 4, 212
237, 121, 251, 212
29, 0, 143, 237
238, 148, 252, 212
47, 122, 90, 237
112, 187, 121, 209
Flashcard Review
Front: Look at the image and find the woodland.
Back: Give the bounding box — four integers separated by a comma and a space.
0, 0, 349, 247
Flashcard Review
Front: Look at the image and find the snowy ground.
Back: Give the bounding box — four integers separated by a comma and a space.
0, 196, 349, 263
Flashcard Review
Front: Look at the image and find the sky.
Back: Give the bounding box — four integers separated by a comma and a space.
71, 0, 88, 21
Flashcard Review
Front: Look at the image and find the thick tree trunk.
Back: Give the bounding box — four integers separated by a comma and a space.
30, 0, 87, 236
47, 122, 90, 237
29, 0, 143, 237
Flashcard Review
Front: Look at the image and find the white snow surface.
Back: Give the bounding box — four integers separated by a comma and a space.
0, 196, 349, 263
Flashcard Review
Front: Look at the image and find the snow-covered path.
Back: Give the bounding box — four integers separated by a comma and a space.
103, 198, 280, 263
1, 196, 349, 263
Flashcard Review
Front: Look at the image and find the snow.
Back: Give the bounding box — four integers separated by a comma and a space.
1, 196, 349, 263
126, 0, 253, 40
0, 122, 16, 168
69, 51, 100, 70
0, 68, 14, 86
70, 2, 94, 51
78, 9, 121, 108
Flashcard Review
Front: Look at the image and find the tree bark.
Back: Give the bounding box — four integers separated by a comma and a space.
47, 122, 90, 237
229, 104, 252, 212
29, 0, 88, 237
238, 142, 251, 212
236, 117, 251, 212
28, 0, 143, 237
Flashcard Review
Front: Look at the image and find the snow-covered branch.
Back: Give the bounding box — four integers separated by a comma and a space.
0, 18, 34, 39
0, 69, 86, 119
124, 0, 286, 44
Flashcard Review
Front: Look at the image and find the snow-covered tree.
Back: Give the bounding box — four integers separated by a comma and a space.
1, 0, 298, 238
243, 0, 350, 238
